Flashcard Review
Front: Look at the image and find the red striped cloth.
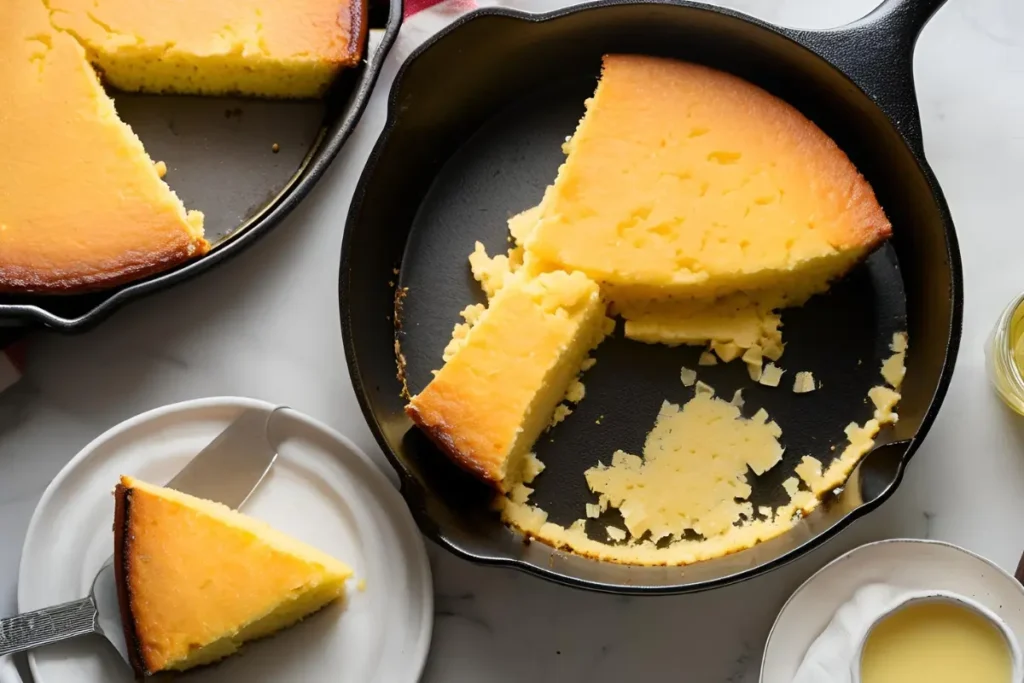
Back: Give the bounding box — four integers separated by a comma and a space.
405, 0, 476, 18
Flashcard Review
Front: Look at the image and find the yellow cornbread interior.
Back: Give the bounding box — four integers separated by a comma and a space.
407, 271, 610, 491
119, 476, 351, 673
48, 0, 361, 97
1, 0, 206, 291
586, 391, 784, 541
524, 55, 890, 310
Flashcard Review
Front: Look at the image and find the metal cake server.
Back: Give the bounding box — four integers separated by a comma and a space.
0, 406, 285, 663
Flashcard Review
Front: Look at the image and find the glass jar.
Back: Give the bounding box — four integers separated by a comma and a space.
987, 292, 1024, 415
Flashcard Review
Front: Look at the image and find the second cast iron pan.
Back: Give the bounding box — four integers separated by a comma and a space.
0, 0, 403, 332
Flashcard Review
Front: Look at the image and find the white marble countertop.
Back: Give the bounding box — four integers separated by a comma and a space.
3, 0, 1024, 680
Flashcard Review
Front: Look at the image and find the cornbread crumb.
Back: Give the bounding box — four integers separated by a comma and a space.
585, 503, 601, 518
522, 452, 546, 484
679, 366, 697, 387
581, 357, 597, 371
782, 477, 800, 498
712, 341, 742, 363
551, 404, 573, 427
695, 380, 714, 396
793, 371, 816, 393
698, 351, 718, 366
154, 160, 167, 178
881, 350, 906, 389
891, 331, 908, 353
272, 143, 280, 153
869, 385, 901, 424
759, 363, 785, 387
442, 304, 487, 362
566, 379, 586, 403
509, 483, 534, 504
606, 526, 627, 542
469, 242, 516, 299
742, 344, 763, 367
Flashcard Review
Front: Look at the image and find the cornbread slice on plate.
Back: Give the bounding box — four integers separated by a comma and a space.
524, 54, 891, 310
49, 0, 367, 97
406, 271, 610, 491
113, 476, 352, 676
0, 0, 207, 293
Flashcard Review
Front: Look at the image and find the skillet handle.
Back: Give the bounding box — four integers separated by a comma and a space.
785, 0, 948, 159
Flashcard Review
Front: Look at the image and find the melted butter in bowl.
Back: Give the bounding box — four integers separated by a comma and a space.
856, 595, 1020, 683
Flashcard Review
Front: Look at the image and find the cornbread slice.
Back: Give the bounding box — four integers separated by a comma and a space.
1, 0, 207, 293
406, 271, 610, 491
524, 55, 891, 308
48, 0, 367, 97
113, 476, 352, 676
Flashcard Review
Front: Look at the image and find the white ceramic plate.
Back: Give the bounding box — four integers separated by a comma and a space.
13, 397, 432, 683
761, 539, 1024, 682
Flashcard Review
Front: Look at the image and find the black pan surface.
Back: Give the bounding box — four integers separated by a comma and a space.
341, 0, 962, 593
0, 0, 402, 332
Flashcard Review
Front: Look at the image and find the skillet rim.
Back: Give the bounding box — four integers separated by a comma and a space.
339, 0, 964, 594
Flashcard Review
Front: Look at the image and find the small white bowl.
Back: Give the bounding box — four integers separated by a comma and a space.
850, 590, 1023, 682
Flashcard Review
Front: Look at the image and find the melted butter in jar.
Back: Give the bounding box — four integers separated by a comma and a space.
860, 600, 1012, 683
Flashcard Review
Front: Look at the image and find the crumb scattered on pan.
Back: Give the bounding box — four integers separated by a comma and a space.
581, 357, 597, 371
566, 379, 586, 403
154, 160, 167, 178
698, 351, 718, 366
695, 380, 714, 396
711, 340, 742, 363
881, 333, 907, 388
606, 526, 627, 542
551, 404, 573, 427
393, 286, 411, 399
759, 362, 784, 387
442, 303, 486, 362
585, 503, 601, 518
793, 371, 816, 393
679, 366, 697, 387
272, 143, 280, 153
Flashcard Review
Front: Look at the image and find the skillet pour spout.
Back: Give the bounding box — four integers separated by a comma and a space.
339, 0, 963, 594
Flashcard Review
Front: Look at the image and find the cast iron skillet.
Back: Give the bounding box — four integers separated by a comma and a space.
0, 0, 403, 333
341, 0, 962, 593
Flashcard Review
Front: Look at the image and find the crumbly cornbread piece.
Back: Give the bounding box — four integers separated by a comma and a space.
524, 55, 891, 313
0, 0, 207, 292
48, 0, 366, 97
407, 271, 610, 491
113, 476, 351, 676
585, 393, 784, 541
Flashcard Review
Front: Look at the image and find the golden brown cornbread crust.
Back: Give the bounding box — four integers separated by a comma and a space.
341, 0, 369, 69
405, 402, 505, 486
113, 482, 154, 678
0, 239, 208, 294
